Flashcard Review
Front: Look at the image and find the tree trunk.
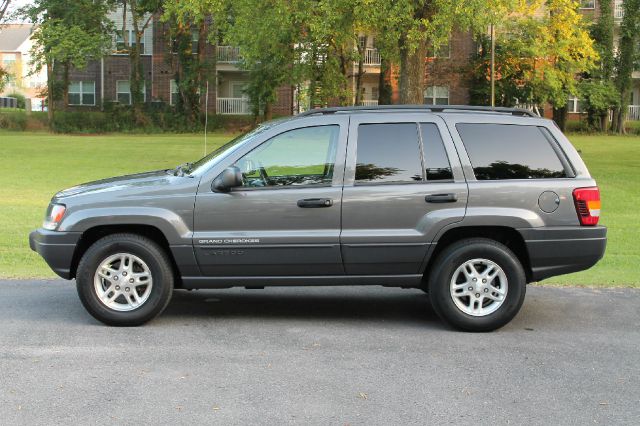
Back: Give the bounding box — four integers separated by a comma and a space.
378, 57, 392, 105
62, 62, 70, 111
599, 113, 607, 132
613, 0, 639, 134
337, 45, 350, 106
611, 107, 620, 133
552, 106, 568, 132
46, 59, 54, 129
198, 20, 212, 119
308, 49, 317, 109
355, 36, 367, 106
263, 100, 272, 121
399, 35, 426, 104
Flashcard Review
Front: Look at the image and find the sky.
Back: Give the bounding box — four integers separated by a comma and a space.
4, 0, 33, 23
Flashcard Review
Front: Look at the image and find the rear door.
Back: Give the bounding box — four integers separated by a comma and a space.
193, 115, 349, 276
340, 113, 468, 275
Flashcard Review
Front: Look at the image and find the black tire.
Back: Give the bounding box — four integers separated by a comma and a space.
76, 233, 174, 326
428, 238, 526, 332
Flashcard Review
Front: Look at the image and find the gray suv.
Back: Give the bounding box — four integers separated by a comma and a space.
29, 106, 606, 331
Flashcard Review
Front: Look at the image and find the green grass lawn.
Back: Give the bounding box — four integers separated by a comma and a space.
1, 130, 638, 286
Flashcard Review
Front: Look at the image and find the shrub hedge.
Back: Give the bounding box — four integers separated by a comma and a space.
0, 105, 255, 134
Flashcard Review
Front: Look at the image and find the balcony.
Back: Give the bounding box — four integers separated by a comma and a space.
216, 97, 251, 115
217, 46, 241, 63
363, 48, 381, 66
629, 105, 640, 121
614, 0, 624, 20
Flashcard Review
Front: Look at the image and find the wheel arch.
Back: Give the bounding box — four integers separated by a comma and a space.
69, 224, 181, 285
423, 226, 532, 286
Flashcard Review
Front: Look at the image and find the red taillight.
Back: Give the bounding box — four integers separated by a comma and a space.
573, 187, 600, 226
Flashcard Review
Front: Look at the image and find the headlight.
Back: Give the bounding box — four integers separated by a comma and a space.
43, 204, 66, 230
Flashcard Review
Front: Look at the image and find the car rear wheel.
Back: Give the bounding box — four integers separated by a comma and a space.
76, 233, 174, 326
428, 238, 526, 332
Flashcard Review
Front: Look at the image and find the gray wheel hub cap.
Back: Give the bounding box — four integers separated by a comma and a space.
450, 258, 508, 317
94, 253, 153, 312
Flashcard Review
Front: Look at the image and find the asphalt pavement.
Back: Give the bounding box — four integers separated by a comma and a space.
0, 280, 638, 425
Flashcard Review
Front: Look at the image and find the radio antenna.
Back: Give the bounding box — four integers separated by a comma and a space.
204, 80, 209, 157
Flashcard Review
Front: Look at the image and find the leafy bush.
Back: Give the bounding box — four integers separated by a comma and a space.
1, 106, 258, 134
0, 111, 28, 130
5, 92, 26, 109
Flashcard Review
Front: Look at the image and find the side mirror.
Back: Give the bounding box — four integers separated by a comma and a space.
212, 166, 243, 192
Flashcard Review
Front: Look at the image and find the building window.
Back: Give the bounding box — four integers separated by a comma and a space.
170, 79, 179, 105
116, 80, 146, 105
567, 96, 584, 113
231, 82, 247, 99
115, 30, 145, 54
2, 53, 16, 66
191, 28, 199, 52
579, 1, 596, 9
68, 81, 96, 106
424, 86, 449, 105
427, 39, 451, 58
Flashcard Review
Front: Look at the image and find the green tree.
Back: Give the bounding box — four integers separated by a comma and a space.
22, 0, 114, 125
367, 0, 530, 104
612, 0, 640, 134
0, 1, 11, 22
162, 0, 227, 123
535, 0, 598, 130
469, 1, 597, 130
117, 0, 162, 125
225, 0, 299, 119
580, 0, 617, 131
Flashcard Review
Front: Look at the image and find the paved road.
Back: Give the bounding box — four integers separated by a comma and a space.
0, 280, 638, 425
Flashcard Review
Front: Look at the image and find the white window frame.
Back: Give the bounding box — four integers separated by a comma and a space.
567, 97, 584, 113
579, 0, 596, 9
191, 28, 200, 53
427, 39, 451, 59
170, 79, 179, 106
116, 80, 146, 105
231, 82, 248, 99
68, 81, 96, 106
114, 29, 147, 55
424, 86, 450, 105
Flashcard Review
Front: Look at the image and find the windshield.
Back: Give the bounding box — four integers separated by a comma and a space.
186, 123, 279, 176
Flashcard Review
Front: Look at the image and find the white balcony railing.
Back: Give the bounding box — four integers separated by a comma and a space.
217, 46, 241, 63
629, 105, 640, 121
363, 48, 381, 66
216, 97, 251, 115
360, 99, 379, 106
614, 0, 624, 19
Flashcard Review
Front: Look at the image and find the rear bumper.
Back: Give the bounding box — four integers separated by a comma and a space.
518, 226, 607, 282
29, 229, 81, 279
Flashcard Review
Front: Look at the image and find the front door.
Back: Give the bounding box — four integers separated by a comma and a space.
193, 116, 349, 277
340, 114, 468, 275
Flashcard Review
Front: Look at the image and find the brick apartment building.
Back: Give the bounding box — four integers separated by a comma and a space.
0, 24, 47, 101
17, 1, 639, 119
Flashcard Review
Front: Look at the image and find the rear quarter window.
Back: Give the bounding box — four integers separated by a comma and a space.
456, 123, 567, 180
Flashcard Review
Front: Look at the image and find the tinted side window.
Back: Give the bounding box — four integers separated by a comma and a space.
234, 125, 339, 188
456, 123, 567, 180
356, 123, 422, 183
420, 123, 453, 180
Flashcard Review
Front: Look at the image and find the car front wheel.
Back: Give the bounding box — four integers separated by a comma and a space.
76, 233, 174, 326
428, 238, 526, 332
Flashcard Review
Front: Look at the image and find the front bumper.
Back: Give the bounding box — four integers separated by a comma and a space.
29, 229, 81, 279
518, 226, 607, 282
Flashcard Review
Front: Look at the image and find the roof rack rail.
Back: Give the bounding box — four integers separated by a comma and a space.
296, 105, 539, 118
